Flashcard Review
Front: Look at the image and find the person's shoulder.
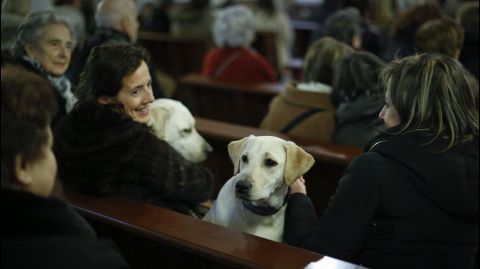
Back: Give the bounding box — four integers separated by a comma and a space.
4, 236, 129, 269
347, 151, 390, 175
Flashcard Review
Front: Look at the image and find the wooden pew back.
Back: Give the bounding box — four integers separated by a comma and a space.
64, 191, 323, 269
138, 31, 209, 80
196, 117, 362, 215
175, 74, 284, 127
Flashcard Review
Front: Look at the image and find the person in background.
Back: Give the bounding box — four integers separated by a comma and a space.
169, 0, 213, 42
202, 4, 276, 83
138, 0, 171, 34
54, 42, 214, 218
260, 37, 353, 142
9, 10, 77, 125
252, 0, 294, 72
415, 16, 479, 99
284, 53, 478, 269
383, 3, 442, 61
1, 64, 129, 269
331, 51, 386, 147
66, 0, 164, 98
322, 7, 363, 50
1, 0, 31, 50
456, 1, 479, 81
53, 0, 88, 45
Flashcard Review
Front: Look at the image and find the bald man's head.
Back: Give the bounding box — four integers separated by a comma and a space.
95, 0, 139, 42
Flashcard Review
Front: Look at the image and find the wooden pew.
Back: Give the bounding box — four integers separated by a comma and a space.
138, 31, 209, 80
63, 191, 323, 269
175, 73, 284, 127
195, 117, 363, 216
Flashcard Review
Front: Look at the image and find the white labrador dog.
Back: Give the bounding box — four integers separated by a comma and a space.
148, 99, 212, 163
203, 135, 314, 241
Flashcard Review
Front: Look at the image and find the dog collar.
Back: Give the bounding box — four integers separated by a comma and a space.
242, 188, 290, 216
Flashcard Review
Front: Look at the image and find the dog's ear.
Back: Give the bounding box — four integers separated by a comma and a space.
228, 136, 251, 175
148, 106, 171, 139
283, 142, 315, 186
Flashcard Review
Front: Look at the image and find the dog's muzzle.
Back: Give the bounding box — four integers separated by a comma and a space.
235, 180, 252, 197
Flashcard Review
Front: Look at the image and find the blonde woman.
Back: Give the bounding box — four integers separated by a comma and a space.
285, 54, 478, 268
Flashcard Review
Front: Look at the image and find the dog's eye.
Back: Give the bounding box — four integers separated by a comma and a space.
183, 128, 192, 134
241, 155, 248, 163
265, 158, 277, 167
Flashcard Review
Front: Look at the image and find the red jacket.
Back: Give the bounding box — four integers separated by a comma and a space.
202, 47, 276, 83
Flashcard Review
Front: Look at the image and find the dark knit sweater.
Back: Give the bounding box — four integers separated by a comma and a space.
54, 102, 214, 215
2, 189, 129, 269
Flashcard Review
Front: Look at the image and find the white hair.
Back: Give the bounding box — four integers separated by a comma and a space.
212, 5, 255, 48
95, 0, 135, 28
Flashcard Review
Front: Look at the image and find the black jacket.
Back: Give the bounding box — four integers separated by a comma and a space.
66, 27, 164, 98
1, 189, 129, 269
285, 131, 479, 268
53, 102, 214, 215
332, 94, 384, 147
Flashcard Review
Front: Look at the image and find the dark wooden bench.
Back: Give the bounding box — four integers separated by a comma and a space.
138, 31, 210, 80
175, 73, 284, 127
195, 117, 363, 216
63, 191, 323, 269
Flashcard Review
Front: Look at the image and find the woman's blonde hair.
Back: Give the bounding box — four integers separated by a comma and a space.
303, 37, 353, 84
380, 54, 478, 149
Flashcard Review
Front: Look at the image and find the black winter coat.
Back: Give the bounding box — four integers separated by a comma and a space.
54, 102, 214, 215
285, 131, 479, 268
1, 189, 129, 269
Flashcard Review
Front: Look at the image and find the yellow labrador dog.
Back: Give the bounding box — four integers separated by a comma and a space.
148, 99, 212, 163
203, 135, 314, 241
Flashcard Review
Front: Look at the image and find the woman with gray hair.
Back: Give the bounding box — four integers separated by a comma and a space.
9, 10, 77, 125
202, 4, 276, 83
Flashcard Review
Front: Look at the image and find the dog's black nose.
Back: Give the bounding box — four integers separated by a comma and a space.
235, 180, 252, 195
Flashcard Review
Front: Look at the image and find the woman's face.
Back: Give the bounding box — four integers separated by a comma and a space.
114, 61, 154, 123
25, 23, 73, 77
22, 127, 57, 197
379, 89, 401, 128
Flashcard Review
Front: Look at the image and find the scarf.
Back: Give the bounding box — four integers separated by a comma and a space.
22, 56, 78, 113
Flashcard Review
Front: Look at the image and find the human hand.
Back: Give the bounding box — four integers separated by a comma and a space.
290, 176, 307, 195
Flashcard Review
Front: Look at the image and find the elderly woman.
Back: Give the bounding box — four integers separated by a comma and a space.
260, 37, 353, 142
10, 10, 77, 125
54, 42, 214, 218
331, 51, 386, 147
202, 4, 276, 83
1, 65, 129, 268
285, 54, 479, 268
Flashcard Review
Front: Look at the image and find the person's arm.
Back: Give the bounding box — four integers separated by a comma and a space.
128, 132, 215, 205
154, 140, 215, 204
284, 153, 382, 263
